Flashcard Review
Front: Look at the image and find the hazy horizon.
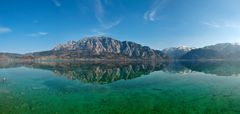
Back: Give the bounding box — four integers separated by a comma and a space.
1, 35, 240, 54
0, 0, 240, 53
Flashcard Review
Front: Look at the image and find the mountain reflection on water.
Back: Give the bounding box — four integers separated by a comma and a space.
27, 61, 168, 84
1, 60, 240, 84
181, 61, 240, 76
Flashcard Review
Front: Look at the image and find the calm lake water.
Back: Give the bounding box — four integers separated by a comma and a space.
1, 61, 240, 114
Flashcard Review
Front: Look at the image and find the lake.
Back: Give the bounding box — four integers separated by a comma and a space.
1, 61, 240, 114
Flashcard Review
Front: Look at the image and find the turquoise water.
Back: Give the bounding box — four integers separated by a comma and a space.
1, 61, 240, 114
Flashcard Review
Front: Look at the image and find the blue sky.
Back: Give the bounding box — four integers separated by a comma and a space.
0, 0, 240, 53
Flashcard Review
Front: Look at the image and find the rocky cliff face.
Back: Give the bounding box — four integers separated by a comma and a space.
53, 37, 122, 54
49, 36, 167, 60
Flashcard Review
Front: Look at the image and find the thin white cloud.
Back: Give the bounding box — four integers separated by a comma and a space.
27, 32, 48, 37
102, 19, 121, 29
203, 21, 221, 28
0, 27, 12, 34
203, 21, 240, 29
95, 0, 104, 23
144, 0, 169, 21
83, 31, 107, 38
38, 32, 48, 35
91, 29, 106, 36
95, 0, 122, 29
52, 0, 61, 7
224, 21, 240, 29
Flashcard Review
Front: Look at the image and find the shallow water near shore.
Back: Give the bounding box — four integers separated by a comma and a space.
1, 61, 240, 114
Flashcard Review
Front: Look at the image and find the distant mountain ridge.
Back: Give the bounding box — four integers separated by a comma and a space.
0, 53, 23, 60
181, 43, 240, 60
162, 46, 194, 59
29, 36, 168, 60
1, 36, 240, 61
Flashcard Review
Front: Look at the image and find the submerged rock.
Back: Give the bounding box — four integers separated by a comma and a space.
0, 88, 10, 94
0, 77, 7, 83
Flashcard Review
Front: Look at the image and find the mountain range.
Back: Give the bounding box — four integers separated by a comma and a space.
181, 43, 240, 60
1, 36, 240, 61
162, 46, 194, 59
1, 36, 168, 61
